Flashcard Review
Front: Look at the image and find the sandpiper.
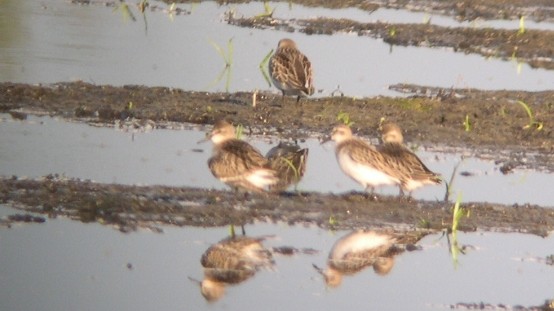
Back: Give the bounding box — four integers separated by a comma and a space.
326, 124, 401, 193
199, 235, 274, 301
206, 120, 278, 193
378, 122, 442, 195
266, 142, 309, 192
314, 230, 398, 287
269, 38, 315, 103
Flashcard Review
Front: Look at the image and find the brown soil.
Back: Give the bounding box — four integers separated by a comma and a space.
1, 82, 554, 236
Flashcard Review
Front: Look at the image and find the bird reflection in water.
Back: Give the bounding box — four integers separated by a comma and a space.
314, 229, 423, 288
192, 235, 275, 302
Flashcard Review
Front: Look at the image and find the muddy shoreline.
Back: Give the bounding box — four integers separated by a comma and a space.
1, 82, 554, 235
1, 175, 554, 236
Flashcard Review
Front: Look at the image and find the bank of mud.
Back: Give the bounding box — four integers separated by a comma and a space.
1, 176, 554, 236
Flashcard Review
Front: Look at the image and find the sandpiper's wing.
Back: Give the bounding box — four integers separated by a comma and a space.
379, 143, 441, 183
208, 139, 270, 178
340, 139, 403, 178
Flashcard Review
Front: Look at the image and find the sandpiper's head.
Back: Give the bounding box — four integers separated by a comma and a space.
380, 122, 404, 144
200, 278, 226, 302
330, 124, 353, 144
208, 120, 235, 145
277, 38, 297, 49
323, 267, 343, 288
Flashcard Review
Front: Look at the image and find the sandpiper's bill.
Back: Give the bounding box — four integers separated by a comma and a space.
205, 120, 278, 193
269, 38, 315, 103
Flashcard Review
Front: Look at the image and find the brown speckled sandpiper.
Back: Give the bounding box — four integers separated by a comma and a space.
378, 122, 442, 195
266, 142, 309, 192
199, 236, 274, 301
326, 124, 401, 193
316, 230, 398, 287
269, 38, 315, 103
206, 120, 278, 193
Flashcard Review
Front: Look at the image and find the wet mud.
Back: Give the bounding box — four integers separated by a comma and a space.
168, 0, 554, 23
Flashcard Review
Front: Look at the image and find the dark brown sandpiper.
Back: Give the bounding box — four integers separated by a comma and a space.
269, 38, 315, 103
265, 142, 309, 192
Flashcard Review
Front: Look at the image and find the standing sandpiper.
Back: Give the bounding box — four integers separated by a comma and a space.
205, 120, 278, 193
325, 124, 401, 193
269, 38, 315, 103
378, 122, 442, 195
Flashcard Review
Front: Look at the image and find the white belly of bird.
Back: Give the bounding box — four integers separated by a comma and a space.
338, 152, 399, 189
245, 169, 278, 189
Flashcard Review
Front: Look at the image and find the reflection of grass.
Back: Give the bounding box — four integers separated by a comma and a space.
259, 49, 274, 87
517, 100, 543, 130
255, 1, 274, 18
114, 2, 137, 22
208, 38, 234, 92
448, 193, 470, 268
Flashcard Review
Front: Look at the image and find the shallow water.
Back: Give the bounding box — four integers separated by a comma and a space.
1, 0, 553, 98
1, 204, 553, 311
1, 113, 553, 206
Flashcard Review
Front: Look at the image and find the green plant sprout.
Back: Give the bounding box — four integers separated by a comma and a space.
259, 49, 274, 87
168, 3, 176, 21
280, 157, 303, 191
255, 1, 275, 18
207, 38, 234, 92
138, 0, 149, 34
518, 15, 526, 35
444, 156, 464, 202
235, 123, 244, 139
517, 100, 543, 130
328, 215, 338, 227
463, 114, 471, 132
336, 111, 354, 126
114, 1, 137, 22
451, 193, 470, 234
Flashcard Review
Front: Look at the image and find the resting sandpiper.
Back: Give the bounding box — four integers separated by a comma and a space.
269, 38, 315, 103
206, 120, 278, 193
266, 142, 309, 192
378, 122, 442, 195
200, 235, 274, 301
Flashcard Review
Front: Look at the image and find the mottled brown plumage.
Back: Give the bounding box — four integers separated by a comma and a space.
200, 236, 274, 301
315, 229, 425, 287
269, 38, 315, 102
378, 122, 442, 192
207, 120, 278, 192
266, 142, 309, 192
329, 124, 402, 192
